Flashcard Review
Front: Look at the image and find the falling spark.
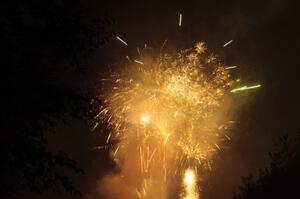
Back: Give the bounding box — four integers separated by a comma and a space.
179, 13, 183, 27
148, 148, 157, 163
92, 146, 101, 150
225, 134, 231, 140
134, 59, 144, 65
225, 65, 237, 70
92, 122, 99, 131
223, 40, 233, 47
214, 143, 221, 151
116, 36, 128, 46
160, 39, 168, 52
113, 145, 120, 157
230, 84, 261, 93
164, 133, 170, 145
174, 111, 179, 117
136, 189, 142, 199
106, 133, 111, 143
137, 47, 141, 55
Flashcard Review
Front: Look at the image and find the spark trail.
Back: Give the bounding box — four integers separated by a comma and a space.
179, 13, 183, 27
223, 40, 233, 47
230, 84, 261, 93
116, 35, 128, 46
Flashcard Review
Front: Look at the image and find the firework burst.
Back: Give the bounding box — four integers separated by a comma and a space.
96, 42, 241, 198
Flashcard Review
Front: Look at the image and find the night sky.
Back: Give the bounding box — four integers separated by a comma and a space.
19, 0, 300, 198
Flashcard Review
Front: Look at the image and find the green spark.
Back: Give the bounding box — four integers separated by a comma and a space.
230, 84, 261, 93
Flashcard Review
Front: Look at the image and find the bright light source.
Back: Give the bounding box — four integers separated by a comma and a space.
140, 114, 150, 125
184, 169, 195, 186
183, 169, 198, 199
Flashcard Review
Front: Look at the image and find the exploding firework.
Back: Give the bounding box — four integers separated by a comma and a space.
95, 42, 254, 199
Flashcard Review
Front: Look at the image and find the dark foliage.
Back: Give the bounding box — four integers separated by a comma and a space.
233, 133, 300, 199
0, 0, 113, 198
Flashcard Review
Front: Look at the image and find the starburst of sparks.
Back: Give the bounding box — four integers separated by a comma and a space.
95, 41, 259, 199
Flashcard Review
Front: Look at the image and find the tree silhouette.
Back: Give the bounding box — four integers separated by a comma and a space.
233, 133, 300, 199
0, 0, 114, 198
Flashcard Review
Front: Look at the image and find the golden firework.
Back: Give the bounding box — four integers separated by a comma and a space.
96, 42, 239, 198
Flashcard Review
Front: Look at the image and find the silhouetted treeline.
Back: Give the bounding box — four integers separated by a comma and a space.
0, 0, 113, 198
233, 133, 300, 199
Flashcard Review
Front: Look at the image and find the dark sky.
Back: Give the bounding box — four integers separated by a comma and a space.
34, 0, 300, 198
